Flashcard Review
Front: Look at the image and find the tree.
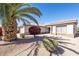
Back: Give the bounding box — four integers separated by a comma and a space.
43, 37, 79, 56
28, 26, 41, 56
0, 3, 42, 41
43, 37, 58, 56
0, 27, 2, 40
0, 27, 2, 36
29, 26, 41, 37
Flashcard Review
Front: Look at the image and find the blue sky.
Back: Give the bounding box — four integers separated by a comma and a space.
30, 3, 79, 26
0, 3, 79, 27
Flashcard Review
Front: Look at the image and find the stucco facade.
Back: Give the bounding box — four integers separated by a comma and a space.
17, 25, 49, 38
17, 19, 78, 38
19, 25, 49, 34
47, 19, 77, 37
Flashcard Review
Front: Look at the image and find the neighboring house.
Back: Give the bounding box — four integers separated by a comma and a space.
17, 19, 78, 38
46, 19, 77, 37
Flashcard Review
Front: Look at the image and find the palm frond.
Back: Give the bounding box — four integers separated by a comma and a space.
16, 16, 31, 25
48, 39, 58, 47
43, 38, 57, 52
2, 4, 9, 27
20, 18, 31, 25
15, 7, 42, 17
11, 3, 31, 17
43, 41, 53, 52
43, 40, 54, 49
16, 3, 31, 10
43, 37, 79, 56
20, 14, 39, 25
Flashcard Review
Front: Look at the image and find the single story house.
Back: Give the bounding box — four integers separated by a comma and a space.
17, 24, 49, 38
19, 25, 49, 34
17, 19, 78, 38
46, 19, 77, 37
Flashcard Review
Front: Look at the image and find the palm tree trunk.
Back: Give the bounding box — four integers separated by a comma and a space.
2, 17, 17, 42
10, 17, 17, 40
2, 25, 9, 41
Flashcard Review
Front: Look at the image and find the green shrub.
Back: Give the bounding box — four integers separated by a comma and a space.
43, 37, 58, 53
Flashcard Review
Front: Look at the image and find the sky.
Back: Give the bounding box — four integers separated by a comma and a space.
30, 3, 79, 26
0, 3, 79, 27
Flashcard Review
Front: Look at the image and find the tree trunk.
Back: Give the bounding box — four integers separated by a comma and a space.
34, 35, 36, 38
2, 25, 11, 41
2, 17, 17, 42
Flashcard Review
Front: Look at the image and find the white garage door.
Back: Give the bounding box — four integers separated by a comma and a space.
56, 27, 62, 35
56, 26, 66, 35
61, 26, 67, 35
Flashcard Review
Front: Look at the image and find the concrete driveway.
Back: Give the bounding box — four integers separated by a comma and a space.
0, 34, 79, 56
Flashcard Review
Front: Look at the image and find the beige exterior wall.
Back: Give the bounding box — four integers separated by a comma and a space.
25, 26, 30, 34
40, 27, 48, 33
19, 25, 49, 35
67, 24, 74, 35
17, 19, 77, 38
20, 26, 25, 34
51, 26, 56, 34
74, 24, 77, 35
50, 24, 77, 37
66, 24, 77, 37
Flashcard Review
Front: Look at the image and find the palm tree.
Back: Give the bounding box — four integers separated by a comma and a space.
0, 3, 42, 41
43, 37, 79, 56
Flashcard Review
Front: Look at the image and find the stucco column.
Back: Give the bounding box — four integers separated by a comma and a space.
50, 26, 56, 34
49, 26, 52, 34
53, 26, 56, 35
20, 26, 25, 34
67, 24, 74, 37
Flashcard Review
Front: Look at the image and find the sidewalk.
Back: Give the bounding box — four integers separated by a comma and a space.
0, 41, 13, 46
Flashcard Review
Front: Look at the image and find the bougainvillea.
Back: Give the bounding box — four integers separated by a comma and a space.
29, 26, 41, 36
0, 27, 2, 36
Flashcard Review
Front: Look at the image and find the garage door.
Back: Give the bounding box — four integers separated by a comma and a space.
56, 26, 66, 35
61, 26, 67, 35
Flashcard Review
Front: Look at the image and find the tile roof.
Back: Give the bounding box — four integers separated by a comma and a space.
46, 19, 78, 26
